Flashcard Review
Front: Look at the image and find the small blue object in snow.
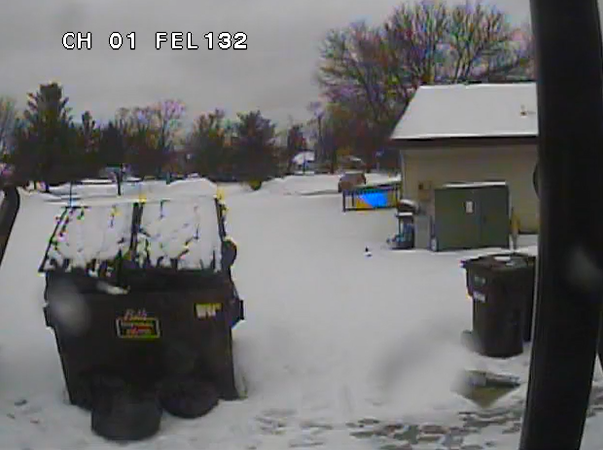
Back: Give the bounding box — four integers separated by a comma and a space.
359, 191, 388, 208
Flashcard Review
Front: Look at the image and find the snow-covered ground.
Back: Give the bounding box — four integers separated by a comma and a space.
0, 174, 602, 449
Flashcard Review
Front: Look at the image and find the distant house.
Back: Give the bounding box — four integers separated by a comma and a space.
291, 151, 315, 172
98, 165, 133, 180
389, 82, 538, 232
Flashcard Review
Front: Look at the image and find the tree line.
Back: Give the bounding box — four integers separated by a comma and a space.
0, 85, 294, 188
0, 1, 533, 187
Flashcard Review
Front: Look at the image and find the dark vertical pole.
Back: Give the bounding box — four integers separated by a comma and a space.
117, 172, 122, 196
598, 313, 603, 368
520, 0, 603, 449
215, 197, 227, 241
317, 113, 324, 164
0, 187, 20, 268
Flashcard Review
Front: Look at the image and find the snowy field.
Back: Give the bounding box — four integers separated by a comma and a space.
1, 174, 603, 449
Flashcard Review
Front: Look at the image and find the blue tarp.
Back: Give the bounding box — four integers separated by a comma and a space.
358, 191, 388, 208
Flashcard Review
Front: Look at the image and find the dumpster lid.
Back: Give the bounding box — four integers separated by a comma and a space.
39, 196, 225, 275
462, 252, 535, 271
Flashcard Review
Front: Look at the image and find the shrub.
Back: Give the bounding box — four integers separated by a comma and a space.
248, 180, 262, 190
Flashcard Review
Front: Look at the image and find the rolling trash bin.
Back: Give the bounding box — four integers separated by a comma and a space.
462, 252, 536, 358
38, 194, 244, 441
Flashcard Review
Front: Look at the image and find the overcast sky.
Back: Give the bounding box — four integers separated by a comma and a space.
0, 0, 530, 127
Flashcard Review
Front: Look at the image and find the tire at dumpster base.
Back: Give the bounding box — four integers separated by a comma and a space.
91, 378, 162, 442
159, 377, 219, 419
76, 372, 128, 411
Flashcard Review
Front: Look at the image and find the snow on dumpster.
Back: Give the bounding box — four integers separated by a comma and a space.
138, 198, 223, 270
39, 196, 224, 278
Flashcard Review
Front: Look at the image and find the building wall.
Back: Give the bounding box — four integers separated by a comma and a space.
402, 143, 538, 232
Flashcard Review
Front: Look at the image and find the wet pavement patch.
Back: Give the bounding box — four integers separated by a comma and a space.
346, 383, 603, 449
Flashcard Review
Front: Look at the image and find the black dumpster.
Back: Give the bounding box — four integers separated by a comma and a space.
462, 252, 536, 358
38, 195, 244, 439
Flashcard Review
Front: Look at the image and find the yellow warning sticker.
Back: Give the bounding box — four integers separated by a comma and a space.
195, 303, 222, 319
115, 309, 160, 339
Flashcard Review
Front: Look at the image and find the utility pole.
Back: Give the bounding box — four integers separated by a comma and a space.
317, 111, 324, 164
520, 0, 603, 448
307, 101, 324, 166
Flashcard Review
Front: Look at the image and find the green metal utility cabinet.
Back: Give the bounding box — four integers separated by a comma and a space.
433, 182, 510, 251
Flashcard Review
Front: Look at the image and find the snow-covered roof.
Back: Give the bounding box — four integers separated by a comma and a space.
390, 83, 537, 141
292, 151, 315, 164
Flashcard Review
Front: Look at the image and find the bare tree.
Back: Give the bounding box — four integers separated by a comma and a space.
113, 100, 185, 176
285, 122, 306, 173
317, 1, 534, 167
318, 22, 392, 127
381, 1, 450, 87
306, 101, 325, 165
0, 96, 17, 154
151, 100, 186, 153
445, 3, 533, 81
